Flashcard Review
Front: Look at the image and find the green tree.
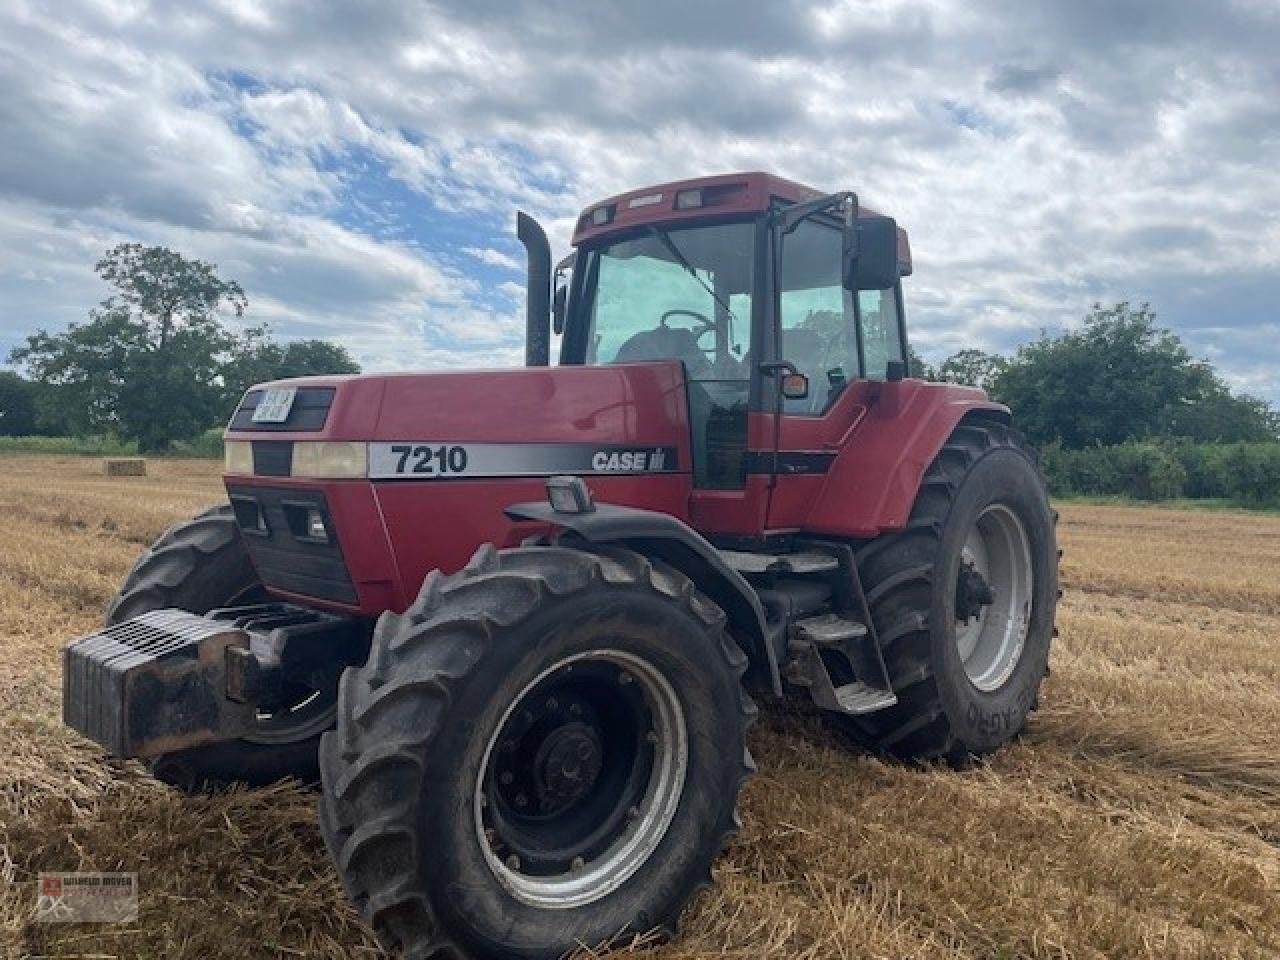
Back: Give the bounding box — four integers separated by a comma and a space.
936, 348, 1007, 391
907, 344, 934, 380
992, 302, 1279, 448
0, 371, 38, 435
11, 243, 246, 451
223, 332, 360, 407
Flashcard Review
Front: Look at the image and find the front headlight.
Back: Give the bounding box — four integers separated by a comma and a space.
224, 440, 253, 475
291, 441, 367, 479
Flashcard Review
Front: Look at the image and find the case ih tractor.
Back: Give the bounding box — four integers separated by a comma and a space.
64, 172, 1057, 959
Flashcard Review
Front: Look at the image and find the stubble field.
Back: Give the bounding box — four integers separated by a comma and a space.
1, 455, 1277, 959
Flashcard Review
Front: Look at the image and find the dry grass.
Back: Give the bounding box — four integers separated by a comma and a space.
1, 455, 1277, 959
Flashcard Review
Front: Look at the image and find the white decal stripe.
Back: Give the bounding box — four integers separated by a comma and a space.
367, 443, 681, 480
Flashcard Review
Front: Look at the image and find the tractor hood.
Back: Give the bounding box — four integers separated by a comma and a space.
225, 363, 694, 479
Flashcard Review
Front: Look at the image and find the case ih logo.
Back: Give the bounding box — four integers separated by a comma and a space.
591, 448, 667, 472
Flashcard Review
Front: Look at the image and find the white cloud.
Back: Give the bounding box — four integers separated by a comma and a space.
0, 0, 1277, 402
461, 247, 522, 272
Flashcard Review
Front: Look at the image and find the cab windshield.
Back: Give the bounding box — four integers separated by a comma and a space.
577, 222, 754, 382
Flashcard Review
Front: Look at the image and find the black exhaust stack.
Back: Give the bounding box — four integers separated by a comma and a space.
517, 211, 551, 367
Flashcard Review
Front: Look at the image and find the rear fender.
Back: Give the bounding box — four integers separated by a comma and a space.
505, 501, 780, 695
805, 382, 1011, 538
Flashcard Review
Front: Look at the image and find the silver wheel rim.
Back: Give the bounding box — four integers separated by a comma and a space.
245, 689, 338, 744
955, 504, 1033, 692
474, 649, 688, 910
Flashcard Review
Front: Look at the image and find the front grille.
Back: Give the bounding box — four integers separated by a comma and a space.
226, 484, 357, 604
251, 441, 293, 477
229, 387, 336, 432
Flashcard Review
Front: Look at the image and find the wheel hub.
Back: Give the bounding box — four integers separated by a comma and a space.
954, 503, 1034, 692
955, 562, 995, 622
534, 721, 603, 813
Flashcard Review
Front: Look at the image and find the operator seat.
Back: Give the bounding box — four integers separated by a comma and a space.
613, 326, 711, 378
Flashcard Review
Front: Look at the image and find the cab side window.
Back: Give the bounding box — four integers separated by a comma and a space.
777, 220, 856, 413
858, 286, 905, 380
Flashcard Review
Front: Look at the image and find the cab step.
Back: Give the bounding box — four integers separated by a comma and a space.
794, 612, 868, 645
833, 681, 898, 713
784, 614, 898, 716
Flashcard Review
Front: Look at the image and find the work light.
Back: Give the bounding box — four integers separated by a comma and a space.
675, 188, 703, 209
546, 475, 595, 514
224, 440, 253, 476
291, 442, 367, 479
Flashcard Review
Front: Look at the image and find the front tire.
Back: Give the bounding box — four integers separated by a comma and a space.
319, 544, 755, 960
845, 420, 1058, 763
106, 506, 337, 790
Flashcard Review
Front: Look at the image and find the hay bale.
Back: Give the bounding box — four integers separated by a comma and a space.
104, 457, 147, 477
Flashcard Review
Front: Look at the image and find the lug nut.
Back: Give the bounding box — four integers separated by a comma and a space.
570, 856, 585, 871
485, 828, 498, 847
646, 730, 659, 745
515, 793, 528, 808
499, 771, 514, 786
506, 854, 521, 871
627, 805, 640, 820
619, 672, 633, 685
569, 703, 582, 717
546, 697, 559, 710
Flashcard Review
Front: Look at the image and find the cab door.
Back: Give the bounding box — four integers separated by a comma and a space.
761, 217, 907, 531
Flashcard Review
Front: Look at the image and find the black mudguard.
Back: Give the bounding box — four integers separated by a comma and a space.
505, 500, 780, 694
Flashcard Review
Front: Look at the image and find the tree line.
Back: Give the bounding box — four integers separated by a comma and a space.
909, 301, 1278, 449
1, 244, 358, 451
3, 244, 1276, 495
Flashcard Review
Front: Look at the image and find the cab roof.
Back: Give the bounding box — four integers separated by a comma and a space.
571, 171, 911, 275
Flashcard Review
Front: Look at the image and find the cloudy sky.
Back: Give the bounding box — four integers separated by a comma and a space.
1, 0, 1277, 401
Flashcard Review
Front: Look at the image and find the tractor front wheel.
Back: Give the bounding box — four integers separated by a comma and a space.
319, 544, 754, 960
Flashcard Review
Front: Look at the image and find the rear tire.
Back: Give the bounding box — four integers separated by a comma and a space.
106, 506, 336, 790
319, 543, 755, 960
843, 420, 1058, 763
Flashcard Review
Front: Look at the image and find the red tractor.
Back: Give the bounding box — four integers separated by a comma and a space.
65, 172, 1057, 959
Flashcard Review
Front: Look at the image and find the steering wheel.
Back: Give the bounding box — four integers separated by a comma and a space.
660, 309, 716, 353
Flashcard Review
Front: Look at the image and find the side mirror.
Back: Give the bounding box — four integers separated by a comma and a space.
552, 284, 567, 335
844, 216, 900, 291
885, 360, 907, 382
552, 251, 575, 337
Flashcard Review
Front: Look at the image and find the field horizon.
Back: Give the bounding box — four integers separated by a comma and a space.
1, 455, 1277, 959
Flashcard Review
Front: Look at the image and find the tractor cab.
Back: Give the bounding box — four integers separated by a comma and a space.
533, 172, 913, 518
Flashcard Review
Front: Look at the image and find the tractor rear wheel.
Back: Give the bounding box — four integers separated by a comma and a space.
844, 420, 1058, 763
106, 506, 337, 790
318, 544, 754, 960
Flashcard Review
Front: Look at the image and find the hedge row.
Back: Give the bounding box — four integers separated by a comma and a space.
0, 427, 224, 459
1040, 440, 1280, 505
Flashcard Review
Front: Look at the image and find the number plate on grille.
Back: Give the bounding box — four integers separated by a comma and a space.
252, 387, 297, 423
